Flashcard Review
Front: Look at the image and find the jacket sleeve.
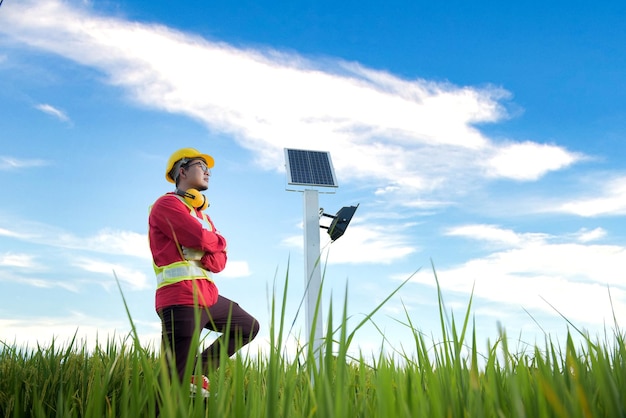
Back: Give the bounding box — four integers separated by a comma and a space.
150, 194, 228, 254
201, 250, 228, 273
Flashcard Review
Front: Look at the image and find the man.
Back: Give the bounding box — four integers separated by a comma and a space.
148, 147, 259, 397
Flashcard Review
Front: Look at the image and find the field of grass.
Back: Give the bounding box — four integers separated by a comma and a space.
1, 272, 626, 417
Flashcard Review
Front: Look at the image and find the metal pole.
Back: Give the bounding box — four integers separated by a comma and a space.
303, 189, 323, 359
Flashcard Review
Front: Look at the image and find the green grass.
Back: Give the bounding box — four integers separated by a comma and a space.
1, 268, 626, 417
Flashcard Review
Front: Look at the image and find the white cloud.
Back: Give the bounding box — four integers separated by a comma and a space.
324, 224, 416, 264
446, 224, 549, 248
72, 257, 151, 290
556, 176, 626, 216
485, 141, 581, 180
0, 312, 158, 352
283, 221, 416, 265
0, 222, 150, 259
0, 252, 37, 268
0, 0, 583, 205
82, 229, 151, 259
576, 227, 606, 243
411, 225, 626, 328
218, 260, 251, 278
0, 228, 26, 238
0, 270, 79, 291
0, 156, 48, 171
34, 103, 70, 122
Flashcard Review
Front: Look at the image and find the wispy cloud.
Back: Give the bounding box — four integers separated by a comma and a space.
0, 252, 37, 268
34, 103, 71, 122
0, 271, 79, 292
219, 260, 251, 278
575, 227, 606, 243
0, 227, 36, 239
0, 312, 156, 351
72, 257, 151, 290
283, 220, 416, 264
0, 0, 583, 207
446, 224, 549, 248
555, 176, 626, 217
412, 224, 626, 327
0, 156, 48, 170
0, 222, 150, 259
81, 229, 151, 259
0, 222, 152, 291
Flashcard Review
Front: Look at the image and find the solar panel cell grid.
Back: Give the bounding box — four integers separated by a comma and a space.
285, 149, 338, 187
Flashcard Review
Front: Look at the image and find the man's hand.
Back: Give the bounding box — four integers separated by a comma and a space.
182, 246, 204, 261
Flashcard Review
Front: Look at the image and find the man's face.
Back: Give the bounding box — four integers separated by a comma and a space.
183, 158, 210, 191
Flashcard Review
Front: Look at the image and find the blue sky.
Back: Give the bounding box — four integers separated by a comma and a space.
1, 0, 626, 359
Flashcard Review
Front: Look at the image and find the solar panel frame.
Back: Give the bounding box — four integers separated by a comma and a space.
284, 148, 338, 188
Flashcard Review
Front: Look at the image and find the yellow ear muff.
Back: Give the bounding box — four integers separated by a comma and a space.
176, 188, 209, 211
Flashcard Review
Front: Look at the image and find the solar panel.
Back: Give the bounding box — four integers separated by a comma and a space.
284, 148, 338, 188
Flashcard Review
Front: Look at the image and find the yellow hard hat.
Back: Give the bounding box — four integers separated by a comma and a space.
165, 147, 215, 183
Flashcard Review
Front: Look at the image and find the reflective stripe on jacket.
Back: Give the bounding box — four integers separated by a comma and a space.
153, 260, 212, 289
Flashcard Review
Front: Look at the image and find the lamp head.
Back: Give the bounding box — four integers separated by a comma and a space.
327, 204, 359, 241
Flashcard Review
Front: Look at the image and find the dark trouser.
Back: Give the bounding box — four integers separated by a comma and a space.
159, 296, 259, 382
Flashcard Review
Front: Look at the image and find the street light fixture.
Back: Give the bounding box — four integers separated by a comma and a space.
284, 148, 358, 361
320, 204, 359, 242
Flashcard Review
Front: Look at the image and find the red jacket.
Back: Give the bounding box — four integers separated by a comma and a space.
149, 192, 226, 311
